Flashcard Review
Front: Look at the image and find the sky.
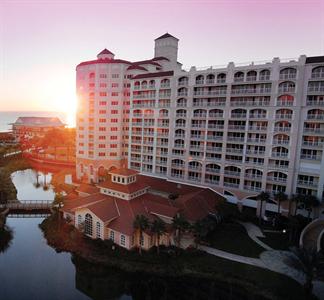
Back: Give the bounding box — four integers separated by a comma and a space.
0, 0, 324, 117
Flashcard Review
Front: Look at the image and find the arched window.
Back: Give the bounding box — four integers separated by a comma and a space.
178, 87, 188, 96
209, 109, 223, 118
195, 75, 204, 84
234, 71, 244, 82
277, 94, 294, 106
217, 73, 226, 83
260, 69, 270, 80
96, 221, 101, 238
149, 80, 155, 88
80, 164, 84, 173
176, 98, 187, 107
85, 213, 93, 236
141, 80, 147, 89
178, 76, 189, 86
307, 109, 324, 120
188, 161, 202, 170
89, 165, 94, 175
193, 109, 207, 118
161, 79, 170, 88
176, 109, 187, 117
206, 164, 221, 173
120, 234, 126, 246
276, 109, 293, 120
175, 129, 185, 138
311, 66, 324, 79
89, 72, 95, 79
134, 81, 140, 90
278, 81, 295, 93
174, 139, 185, 148
280, 68, 297, 80
77, 215, 82, 225
206, 74, 215, 84
175, 119, 186, 127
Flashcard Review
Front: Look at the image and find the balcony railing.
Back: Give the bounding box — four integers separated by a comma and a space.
249, 114, 267, 119
160, 83, 170, 88
178, 81, 188, 86
247, 138, 266, 143
224, 170, 241, 177
208, 124, 224, 129
188, 176, 202, 182
297, 180, 318, 187
206, 168, 220, 174
267, 176, 287, 183
206, 147, 222, 152
209, 113, 223, 118
272, 152, 289, 158
259, 75, 270, 81
278, 87, 295, 93
246, 76, 257, 82
303, 127, 324, 134
302, 141, 324, 147
177, 91, 188, 96
307, 114, 324, 120
244, 185, 262, 192
227, 137, 244, 142
223, 182, 240, 188
231, 113, 247, 118
276, 114, 293, 119
279, 73, 296, 80
176, 113, 186, 117
308, 86, 324, 93
300, 154, 321, 161
205, 179, 220, 185
207, 135, 223, 141
245, 173, 263, 179
273, 140, 289, 145
311, 72, 324, 79
193, 113, 207, 118
249, 126, 267, 131
195, 79, 204, 85
245, 150, 265, 155
306, 100, 324, 106
277, 101, 294, 106
274, 126, 291, 132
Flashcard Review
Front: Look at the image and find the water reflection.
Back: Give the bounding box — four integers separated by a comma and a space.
0, 224, 13, 253
11, 169, 55, 201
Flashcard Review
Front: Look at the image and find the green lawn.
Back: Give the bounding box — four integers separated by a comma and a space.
205, 222, 265, 258
259, 231, 291, 251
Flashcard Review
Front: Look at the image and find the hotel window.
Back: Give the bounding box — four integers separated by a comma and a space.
98, 152, 106, 157
77, 215, 82, 225
120, 235, 126, 246
84, 214, 93, 236
99, 101, 107, 105
89, 83, 95, 88
110, 230, 115, 241
90, 165, 94, 175
98, 144, 105, 148
99, 74, 107, 78
111, 110, 118, 114
78, 150, 84, 154
99, 110, 106, 114
112, 101, 119, 105
100, 92, 107, 97
140, 235, 144, 246
112, 74, 119, 78
111, 127, 118, 131
99, 118, 106, 123
110, 152, 117, 156
110, 136, 117, 140
79, 134, 84, 138
99, 127, 106, 131
112, 92, 119, 96
96, 222, 101, 238
112, 83, 119, 88
99, 136, 106, 140
110, 144, 117, 148
100, 83, 107, 88
111, 119, 118, 123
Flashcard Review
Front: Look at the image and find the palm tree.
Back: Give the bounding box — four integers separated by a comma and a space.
172, 214, 189, 248
192, 217, 216, 247
289, 247, 321, 296
274, 191, 288, 215
256, 191, 270, 224
150, 219, 166, 254
303, 195, 320, 220
290, 194, 303, 216
133, 215, 149, 255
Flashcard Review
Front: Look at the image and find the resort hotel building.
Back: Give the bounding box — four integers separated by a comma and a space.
76, 33, 324, 205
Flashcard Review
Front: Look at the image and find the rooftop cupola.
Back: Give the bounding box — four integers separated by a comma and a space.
97, 48, 115, 60
154, 33, 179, 64
109, 168, 138, 185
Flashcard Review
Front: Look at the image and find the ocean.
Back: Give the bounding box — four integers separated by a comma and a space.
0, 111, 70, 132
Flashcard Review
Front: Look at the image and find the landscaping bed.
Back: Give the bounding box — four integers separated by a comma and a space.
39, 214, 312, 300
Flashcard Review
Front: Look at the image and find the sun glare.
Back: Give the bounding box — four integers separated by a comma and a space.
51, 91, 77, 128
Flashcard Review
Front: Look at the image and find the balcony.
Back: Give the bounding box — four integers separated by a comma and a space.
302, 141, 324, 147
206, 167, 220, 174
175, 133, 185, 138
273, 139, 289, 145
246, 76, 257, 82
195, 79, 204, 85
300, 154, 321, 161
248, 126, 267, 131
133, 93, 156, 99
177, 91, 188, 96
274, 126, 291, 132
227, 136, 244, 142
223, 182, 240, 188
176, 113, 186, 117
311, 72, 324, 79
217, 79, 226, 84
224, 170, 241, 177
175, 123, 186, 128
205, 179, 220, 185
231, 113, 247, 119
276, 114, 293, 120
156, 160, 167, 165
159, 93, 171, 98
188, 176, 202, 182
297, 180, 318, 187
249, 114, 267, 119
244, 185, 262, 192
278, 87, 295, 93
247, 138, 266, 144
307, 114, 324, 120
231, 88, 271, 95
303, 127, 324, 134
131, 122, 142, 126
271, 152, 289, 158
190, 145, 204, 151
245, 173, 263, 179
188, 165, 202, 171
171, 163, 185, 168
206, 146, 222, 152
246, 150, 265, 156
267, 176, 287, 183
171, 173, 184, 179
209, 113, 223, 118
259, 75, 270, 81
207, 135, 223, 141
157, 123, 169, 128
277, 101, 294, 107
191, 134, 204, 139
206, 79, 215, 84
306, 100, 324, 106
268, 163, 288, 169
308, 86, 324, 93
160, 83, 170, 88
191, 123, 206, 129
178, 80, 188, 86
193, 113, 207, 118
279, 74, 296, 80
208, 124, 224, 130
226, 148, 243, 154
174, 144, 185, 149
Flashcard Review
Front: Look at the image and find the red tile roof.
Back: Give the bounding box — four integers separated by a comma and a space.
127, 65, 148, 71
76, 184, 100, 195
85, 198, 119, 223
98, 48, 114, 56
109, 168, 138, 176
132, 71, 174, 79
97, 178, 149, 194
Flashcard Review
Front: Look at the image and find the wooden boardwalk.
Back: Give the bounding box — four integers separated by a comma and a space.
0, 200, 53, 214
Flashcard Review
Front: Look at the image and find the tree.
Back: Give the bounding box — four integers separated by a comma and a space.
192, 217, 217, 247
290, 194, 304, 216
256, 191, 270, 224
303, 195, 320, 220
150, 219, 166, 254
133, 215, 149, 255
274, 191, 288, 215
289, 247, 321, 296
172, 214, 189, 248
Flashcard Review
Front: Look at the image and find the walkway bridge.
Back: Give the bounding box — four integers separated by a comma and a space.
0, 200, 53, 217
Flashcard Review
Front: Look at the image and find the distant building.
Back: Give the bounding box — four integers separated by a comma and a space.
11, 117, 65, 142
63, 168, 223, 250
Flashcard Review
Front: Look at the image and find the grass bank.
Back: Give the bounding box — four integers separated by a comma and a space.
40, 214, 313, 300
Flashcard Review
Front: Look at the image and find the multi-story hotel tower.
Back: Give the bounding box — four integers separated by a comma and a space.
76, 33, 324, 204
